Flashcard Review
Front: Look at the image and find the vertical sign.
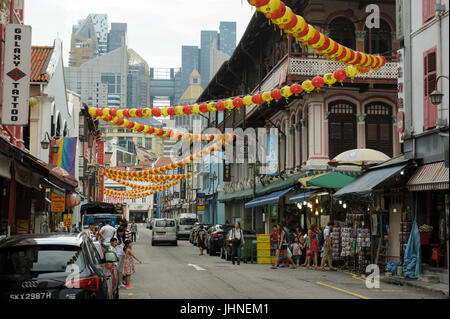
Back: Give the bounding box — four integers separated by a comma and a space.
180, 179, 186, 200
397, 49, 405, 143
97, 140, 104, 201
1, 25, 32, 126
197, 193, 206, 211
223, 161, 231, 182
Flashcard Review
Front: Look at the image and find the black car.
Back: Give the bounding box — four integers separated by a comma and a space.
0, 233, 116, 300
206, 224, 234, 256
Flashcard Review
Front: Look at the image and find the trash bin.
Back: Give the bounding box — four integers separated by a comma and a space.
241, 234, 257, 263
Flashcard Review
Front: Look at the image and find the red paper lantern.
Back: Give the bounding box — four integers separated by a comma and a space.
127, 121, 135, 129
183, 105, 192, 115
167, 107, 176, 116
290, 83, 303, 95
136, 108, 143, 117
96, 108, 103, 117
123, 109, 130, 118
137, 125, 145, 132
148, 127, 155, 134
343, 50, 355, 64
336, 47, 348, 61
317, 35, 330, 51
380, 56, 387, 67
199, 103, 208, 113
294, 24, 309, 38
253, 0, 270, 7
307, 30, 321, 45
271, 89, 283, 101
158, 130, 164, 136
215, 101, 225, 111
270, 1, 286, 19
327, 42, 339, 57
152, 107, 161, 117
116, 118, 124, 126
333, 69, 347, 83
252, 93, 264, 105
282, 13, 297, 30
110, 108, 117, 117
233, 97, 244, 109
312, 76, 325, 89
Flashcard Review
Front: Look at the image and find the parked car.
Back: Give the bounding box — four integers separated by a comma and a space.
0, 233, 117, 300
92, 241, 119, 299
151, 219, 177, 246
176, 213, 198, 240
220, 229, 256, 262
206, 224, 234, 256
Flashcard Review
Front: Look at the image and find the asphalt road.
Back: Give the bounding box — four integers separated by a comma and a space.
120, 225, 445, 299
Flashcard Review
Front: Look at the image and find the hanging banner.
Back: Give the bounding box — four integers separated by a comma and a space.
180, 179, 186, 199
1, 25, 32, 126
97, 140, 104, 201
223, 161, 231, 182
197, 193, 206, 211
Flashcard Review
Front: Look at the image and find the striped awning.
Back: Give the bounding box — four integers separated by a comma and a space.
407, 161, 449, 191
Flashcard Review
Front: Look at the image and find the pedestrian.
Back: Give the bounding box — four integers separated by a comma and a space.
290, 236, 303, 267
320, 222, 337, 271
100, 219, 115, 244
228, 222, 245, 265
130, 220, 138, 242
198, 225, 207, 255
307, 224, 320, 270
88, 222, 95, 240
120, 219, 132, 241
122, 240, 142, 289
270, 225, 279, 257
271, 223, 297, 269
114, 227, 126, 288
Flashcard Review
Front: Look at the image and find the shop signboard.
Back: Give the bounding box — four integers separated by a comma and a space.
1, 25, 32, 126
197, 193, 206, 211
51, 191, 66, 213
260, 132, 278, 175
97, 140, 104, 201
180, 180, 186, 199
269, 204, 278, 219
223, 161, 231, 182
397, 48, 405, 143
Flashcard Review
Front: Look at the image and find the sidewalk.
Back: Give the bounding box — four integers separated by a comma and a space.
380, 275, 449, 298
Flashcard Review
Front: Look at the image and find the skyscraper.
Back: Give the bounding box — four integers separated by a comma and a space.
200, 30, 218, 89
127, 49, 150, 108
181, 45, 200, 94
108, 23, 127, 53
218, 21, 236, 56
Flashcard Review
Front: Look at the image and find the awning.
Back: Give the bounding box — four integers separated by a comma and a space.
407, 161, 449, 191
306, 172, 355, 189
334, 164, 407, 198
288, 191, 319, 204
0, 153, 11, 179
244, 187, 294, 209
298, 172, 327, 187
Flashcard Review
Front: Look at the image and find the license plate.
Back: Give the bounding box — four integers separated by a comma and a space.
9, 292, 52, 300
156, 232, 165, 236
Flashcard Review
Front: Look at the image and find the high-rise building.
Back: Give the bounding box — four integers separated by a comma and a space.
218, 21, 236, 56
69, 16, 99, 67
181, 45, 200, 94
127, 49, 150, 109
88, 14, 109, 55
65, 45, 128, 109
108, 23, 127, 53
200, 30, 218, 89
210, 41, 230, 81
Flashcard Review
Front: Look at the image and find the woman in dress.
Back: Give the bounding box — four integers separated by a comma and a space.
271, 223, 297, 269
308, 224, 320, 270
122, 240, 142, 289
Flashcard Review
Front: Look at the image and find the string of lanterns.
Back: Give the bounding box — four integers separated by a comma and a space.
104, 169, 192, 181
102, 175, 165, 191
104, 181, 180, 199
88, 65, 361, 127
247, 0, 386, 71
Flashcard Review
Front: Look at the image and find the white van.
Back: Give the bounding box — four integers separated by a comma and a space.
176, 213, 198, 240
151, 218, 178, 246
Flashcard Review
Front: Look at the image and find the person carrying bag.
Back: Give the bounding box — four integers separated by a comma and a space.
228, 222, 245, 265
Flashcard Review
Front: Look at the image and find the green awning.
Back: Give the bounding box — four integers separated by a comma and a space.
306, 172, 355, 189
219, 188, 259, 202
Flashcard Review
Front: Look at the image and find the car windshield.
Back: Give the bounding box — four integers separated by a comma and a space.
0, 245, 85, 275
155, 220, 175, 227
179, 218, 197, 226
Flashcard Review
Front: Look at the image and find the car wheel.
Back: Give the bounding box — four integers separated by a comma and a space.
173, 241, 178, 246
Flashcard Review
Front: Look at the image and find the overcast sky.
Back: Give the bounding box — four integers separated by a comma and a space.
25, 0, 254, 68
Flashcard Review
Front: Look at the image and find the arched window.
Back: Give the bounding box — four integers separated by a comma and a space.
328, 100, 357, 159
365, 102, 393, 157
296, 109, 303, 167
328, 17, 356, 50
365, 19, 392, 55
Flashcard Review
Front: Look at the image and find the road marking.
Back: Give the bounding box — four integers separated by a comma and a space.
127, 293, 134, 296
315, 281, 370, 299
188, 264, 206, 271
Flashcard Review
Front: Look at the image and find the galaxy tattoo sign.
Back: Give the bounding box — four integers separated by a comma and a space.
1, 24, 32, 126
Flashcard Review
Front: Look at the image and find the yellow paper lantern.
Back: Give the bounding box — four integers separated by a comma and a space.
89, 107, 97, 118
191, 104, 200, 115
243, 95, 254, 107
323, 73, 337, 87
321, 39, 336, 55
330, 44, 343, 59
311, 33, 326, 49
224, 99, 235, 111
262, 91, 273, 104
257, 0, 280, 14
116, 109, 124, 118
175, 106, 184, 116
298, 24, 316, 43
273, 6, 292, 26
129, 108, 137, 118
207, 102, 217, 112
345, 65, 359, 82
288, 15, 306, 34
29, 97, 39, 108
280, 86, 293, 100
358, 53, 368, 67
301, 80, 315, 93
122, 119, 130, 128
161, 107, 169, 117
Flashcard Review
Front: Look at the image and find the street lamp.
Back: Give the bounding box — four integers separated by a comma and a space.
430, 75, 449, 105
40, 132, 60, 154
210, 171, 217, 225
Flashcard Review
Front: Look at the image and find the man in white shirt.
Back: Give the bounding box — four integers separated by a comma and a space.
320, 222, 336, 271
100, 220, 116, 244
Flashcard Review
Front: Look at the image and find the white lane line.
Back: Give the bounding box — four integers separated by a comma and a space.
188, 264, 206, 271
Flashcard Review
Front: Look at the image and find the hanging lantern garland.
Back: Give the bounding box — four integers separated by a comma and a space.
104, 181, 180, 199
88, 63, 373, 124
247, 0, 387, 71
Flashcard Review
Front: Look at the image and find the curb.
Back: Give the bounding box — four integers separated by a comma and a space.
380, 276, 449, 298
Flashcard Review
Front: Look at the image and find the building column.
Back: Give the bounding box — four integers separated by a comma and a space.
306, 98, 329, 169
357, 114, 366, 149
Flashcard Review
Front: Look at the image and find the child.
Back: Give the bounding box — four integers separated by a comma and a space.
122, 240, 142, 289
290, 236, 303, 267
